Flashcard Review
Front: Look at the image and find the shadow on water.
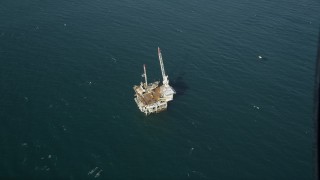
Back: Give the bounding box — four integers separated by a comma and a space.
171, 73, 189, 97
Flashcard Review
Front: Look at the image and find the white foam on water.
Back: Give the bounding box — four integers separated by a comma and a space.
94, 170, 103, 178
191, 170, 207, 179
189, 147, 194, 155
41, 166, 49, 171
253, 105, 260, 110
88, 167, 98, 175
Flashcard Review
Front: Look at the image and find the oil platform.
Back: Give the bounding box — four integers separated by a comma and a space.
133, 47, 176, 115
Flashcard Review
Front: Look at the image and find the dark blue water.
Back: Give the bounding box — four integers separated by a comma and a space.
0, 0, 319, 179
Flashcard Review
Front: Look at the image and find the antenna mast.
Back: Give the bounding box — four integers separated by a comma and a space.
158, 47, 169, 86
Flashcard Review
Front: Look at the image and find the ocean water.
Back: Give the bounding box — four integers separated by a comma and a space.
0, 0, 319, 179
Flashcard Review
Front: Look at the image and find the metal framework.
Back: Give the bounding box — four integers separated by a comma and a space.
133, 47, 176, 115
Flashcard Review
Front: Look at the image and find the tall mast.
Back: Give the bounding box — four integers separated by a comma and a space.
158, 47, 169, 86
143, 64, 148, 90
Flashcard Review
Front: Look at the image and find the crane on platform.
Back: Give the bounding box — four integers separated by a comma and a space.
158, 47, 169, 87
